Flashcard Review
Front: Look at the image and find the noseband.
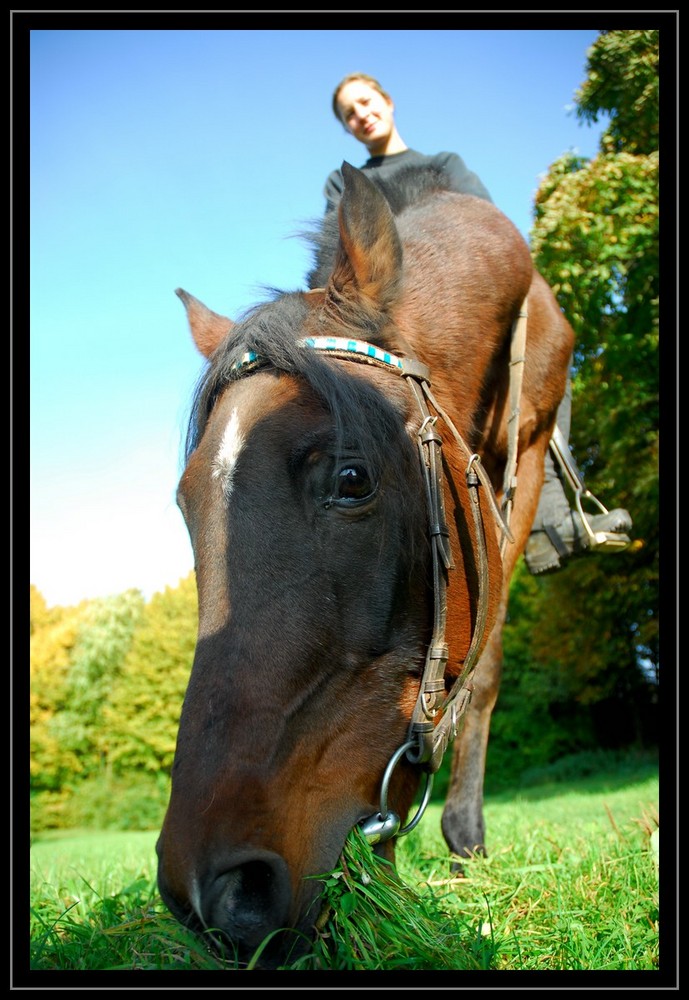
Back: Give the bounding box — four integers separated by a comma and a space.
228, 336, 510, 845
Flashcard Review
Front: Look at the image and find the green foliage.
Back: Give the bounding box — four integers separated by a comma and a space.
531, 30, 659, 540
520, 27, 660, 735
46, 590, 145, 782
574, 30, 659, 154
104, 573, 197, 776
532, 151, 658, 353
530, 148, 659, 529
31, 598, 93, 789
31, 773, 170, 835
30, 575, 198, 832
517, 746, 657, 788
30, 584, 57, 636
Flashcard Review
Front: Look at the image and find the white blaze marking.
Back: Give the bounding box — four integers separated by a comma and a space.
212, 407, 244, 497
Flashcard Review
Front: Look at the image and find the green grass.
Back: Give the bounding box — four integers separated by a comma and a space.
27, 756, 663, 976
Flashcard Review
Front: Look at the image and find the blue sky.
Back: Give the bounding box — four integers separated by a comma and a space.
28, 20, 610, 608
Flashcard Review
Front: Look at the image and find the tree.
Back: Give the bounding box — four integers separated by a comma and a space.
104, 573, 198, 776
45, 590, 145, 782
499, 29, 660, 755
573, 29, 659, 155
530, 148, 658, 537
30, 594, 89, 790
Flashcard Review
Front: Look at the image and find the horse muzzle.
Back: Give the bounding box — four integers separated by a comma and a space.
157, 842, 321, 965
200, 847, 292, 952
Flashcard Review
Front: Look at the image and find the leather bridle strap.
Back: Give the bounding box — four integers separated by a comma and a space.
227, 336, 508, 841
290, 342, 508, 781
403, 372, 454, 769
402, 368, 496, 774
360, 361, 501, 843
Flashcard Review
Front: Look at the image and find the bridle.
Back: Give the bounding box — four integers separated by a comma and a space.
228, 336, 511, 846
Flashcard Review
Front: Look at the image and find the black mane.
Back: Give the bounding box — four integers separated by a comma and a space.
306, 163, 452, 289
368, 163, 453, 214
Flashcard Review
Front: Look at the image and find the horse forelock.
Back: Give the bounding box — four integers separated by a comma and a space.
186, 293, 307, 457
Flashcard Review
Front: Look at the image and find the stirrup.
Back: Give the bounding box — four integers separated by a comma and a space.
573, 490, 629, 551
549, 426, 626, 551
585, 527, 632, 553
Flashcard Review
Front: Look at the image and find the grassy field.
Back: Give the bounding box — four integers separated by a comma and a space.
25, 754, 668, 985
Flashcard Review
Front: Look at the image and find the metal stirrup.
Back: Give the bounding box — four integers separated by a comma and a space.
548, 426, 625, 549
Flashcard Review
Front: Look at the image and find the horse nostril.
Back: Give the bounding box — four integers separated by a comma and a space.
205, 853, 292, 951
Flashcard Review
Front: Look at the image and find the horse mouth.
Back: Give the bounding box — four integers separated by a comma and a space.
158, 847, 336, 969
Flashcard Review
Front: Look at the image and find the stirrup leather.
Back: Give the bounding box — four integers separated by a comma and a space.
548, 426, 628, 552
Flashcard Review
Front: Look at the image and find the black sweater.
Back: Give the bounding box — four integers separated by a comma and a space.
323, 148, 493, 213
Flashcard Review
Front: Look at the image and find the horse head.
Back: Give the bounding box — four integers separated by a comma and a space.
156, 163, 573, 965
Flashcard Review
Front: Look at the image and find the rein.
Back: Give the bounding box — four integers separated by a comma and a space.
228, 335, 510, 845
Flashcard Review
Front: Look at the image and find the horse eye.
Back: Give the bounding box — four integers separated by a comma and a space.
326, 463, 376, 508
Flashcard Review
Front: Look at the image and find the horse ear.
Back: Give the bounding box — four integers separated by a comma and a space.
327, 162, 403, 310
175, 288, 234, 358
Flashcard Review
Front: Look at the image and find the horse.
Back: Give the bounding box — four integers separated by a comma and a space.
156, 161, 574, 965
